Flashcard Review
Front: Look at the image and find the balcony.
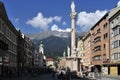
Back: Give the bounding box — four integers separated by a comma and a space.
92, 60, 102, 65
93, 41, 101, 48
92, 50, 101, 57
92, 55, 102, 65
92, 46, 101, 53
93, 31, 101, 37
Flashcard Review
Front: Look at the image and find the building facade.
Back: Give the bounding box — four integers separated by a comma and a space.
109, 6, 120, 76
82, 32, 91, 70
0, 2, 18, 76
17, 30, 25, 75
33, 49, 39, 68
77, 6, 120, 76
46, 58, 54, 69
77, 36, 84, 73
21, 34, 34, 72
77, 36, 84, 58
90, 13, 109, 73
0, 1, 39, 76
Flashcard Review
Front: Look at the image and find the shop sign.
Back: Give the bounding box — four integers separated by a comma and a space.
103, 59, 109, 63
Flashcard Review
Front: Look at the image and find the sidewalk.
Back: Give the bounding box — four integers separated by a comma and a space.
91, 75, 120, 80
100, 75, 120, 80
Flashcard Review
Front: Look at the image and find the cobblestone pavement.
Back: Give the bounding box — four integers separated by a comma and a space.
1, 73, 120, 80
89, 75, 120, 80
0, 73, 83, 80
0, 73, 54, 80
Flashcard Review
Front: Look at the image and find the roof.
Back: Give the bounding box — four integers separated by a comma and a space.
46, 58, 54, 61
91, 12, 108, 30
0, 1, 19, 35
0, 2, 8, 20
109, 6, 120, 20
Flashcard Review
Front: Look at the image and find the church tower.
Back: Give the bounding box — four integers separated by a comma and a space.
39, 41, 44, 54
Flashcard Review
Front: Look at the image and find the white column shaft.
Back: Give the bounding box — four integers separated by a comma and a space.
71, 18, 76, 56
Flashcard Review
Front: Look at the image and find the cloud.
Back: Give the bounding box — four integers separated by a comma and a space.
51, 24, 59, 31
26, 12, 61, 31
15, 18, 19, 24
62, 21, 67, 25
77, 10, 107, 31
53, 16, 62, 22
117, 1, 120, 7
51, 24, 71, 32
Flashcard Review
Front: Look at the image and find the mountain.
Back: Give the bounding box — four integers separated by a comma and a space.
28, 31, 71, 40
27, 31, 84, 58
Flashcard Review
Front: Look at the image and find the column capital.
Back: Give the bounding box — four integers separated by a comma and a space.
70, 12, 77, 19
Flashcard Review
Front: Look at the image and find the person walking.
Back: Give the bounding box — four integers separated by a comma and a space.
66, 67, 71, 80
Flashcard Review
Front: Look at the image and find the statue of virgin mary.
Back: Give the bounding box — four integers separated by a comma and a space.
71, 1, 75, 12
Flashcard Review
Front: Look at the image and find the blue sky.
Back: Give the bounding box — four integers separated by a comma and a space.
1, 0, 120, 34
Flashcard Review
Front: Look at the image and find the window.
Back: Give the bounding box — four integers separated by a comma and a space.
119, 40, 120, 46
104, 34, 105, 39
119, 53, 120, 59
114, 41, 118, 48
111, 54, 114, 60
114, 53, 118, 60
103, 23, 107, 29
97, 28, 100, 33
93, 55, 101, 60
119, 28, 120, 34
116, 17, 119, 24
112, 40, 120, 48
112, 53, 120, 60
114, 28, 118, 36
110, 21, 114, 28
106, 33, 108, 38
103, 44, 106, 49
103, 24, 105, 29
94, 36, 101, 43
105, 23, 107, 28
113, 27, 120, 36
94, 46, 101, 52
111, 43, 114, 49
104, 33, 108, 39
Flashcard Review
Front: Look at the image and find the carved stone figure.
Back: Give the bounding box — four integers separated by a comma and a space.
67, 46, 70, 57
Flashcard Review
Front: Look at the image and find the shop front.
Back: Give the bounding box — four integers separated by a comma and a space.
109, 63, 120, 76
